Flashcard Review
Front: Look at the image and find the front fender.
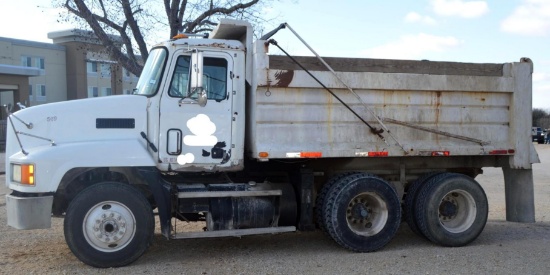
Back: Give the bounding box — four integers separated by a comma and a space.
7, 139, 156, 193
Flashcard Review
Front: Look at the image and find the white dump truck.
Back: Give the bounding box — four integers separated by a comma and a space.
5, 19, 539, 267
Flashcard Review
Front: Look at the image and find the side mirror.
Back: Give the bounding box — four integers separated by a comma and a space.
190, 51, 203, 91
190, 50, 206, 107
196, 89, 207, 107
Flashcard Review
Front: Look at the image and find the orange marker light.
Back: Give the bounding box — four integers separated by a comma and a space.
172, 33, 188, 39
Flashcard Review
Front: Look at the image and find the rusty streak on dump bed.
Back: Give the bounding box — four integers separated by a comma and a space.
268, 56, 504, 77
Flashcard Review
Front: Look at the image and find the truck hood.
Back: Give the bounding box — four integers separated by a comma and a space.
5, 95, 148, 155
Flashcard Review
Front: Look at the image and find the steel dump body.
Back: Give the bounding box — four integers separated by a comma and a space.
248, 48, 535, 168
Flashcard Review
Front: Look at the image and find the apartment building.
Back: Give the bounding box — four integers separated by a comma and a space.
0, 30, 139, 112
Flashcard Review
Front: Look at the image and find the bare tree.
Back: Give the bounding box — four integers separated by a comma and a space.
533, 108, 549, 127
56, 0, 274, 76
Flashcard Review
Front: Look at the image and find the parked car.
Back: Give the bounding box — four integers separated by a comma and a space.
532, 127, 545, 144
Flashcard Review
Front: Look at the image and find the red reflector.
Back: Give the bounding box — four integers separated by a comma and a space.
431, 151, 450, 156
508, 149, 515, 154
489, 150, 508, 155
300, 152, 322, 158
368, 151, 389, 157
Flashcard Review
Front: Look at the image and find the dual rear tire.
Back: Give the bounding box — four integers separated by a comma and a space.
413, 173, 488, 246
319, 172, 488, 252
321, 173, 402, 252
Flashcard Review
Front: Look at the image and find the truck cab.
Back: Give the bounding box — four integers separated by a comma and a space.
137, 37, 247, 172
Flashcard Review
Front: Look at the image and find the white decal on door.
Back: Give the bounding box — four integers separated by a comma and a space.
183, 114, 218, 146
177, 153, 195, 165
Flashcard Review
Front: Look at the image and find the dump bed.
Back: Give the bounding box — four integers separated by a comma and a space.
247, 42, 537, 168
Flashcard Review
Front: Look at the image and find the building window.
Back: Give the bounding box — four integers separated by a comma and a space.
87, 62, 98, 74
21, 56, 32, 67
29, 85, 33, 101
100, 64, 111, 78
36, 84, 46, 101
88, 86, 99, 98
101, 87, 112, 96
35, 57, 45, 69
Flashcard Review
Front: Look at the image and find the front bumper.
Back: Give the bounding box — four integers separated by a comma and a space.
6, 193, 53, 229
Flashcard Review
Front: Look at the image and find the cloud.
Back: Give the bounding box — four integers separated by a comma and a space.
361, 33, 462, 60
404, 12, 437, 25
533, 83, 550, 108
430, 0, 489, 18
501, 0, 550, 36
533, 72, 550, 82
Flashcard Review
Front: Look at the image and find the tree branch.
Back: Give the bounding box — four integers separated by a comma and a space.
120, 0, 148, 62
184, 0, 260, 32
66, 0, 142, 75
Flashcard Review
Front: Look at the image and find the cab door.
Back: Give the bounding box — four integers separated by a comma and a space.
158, 50, 234, 171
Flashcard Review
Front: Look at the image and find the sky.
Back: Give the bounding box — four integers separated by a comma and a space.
0, 0, 549, 108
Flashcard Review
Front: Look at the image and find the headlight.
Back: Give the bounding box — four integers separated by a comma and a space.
12, 163, 35, 186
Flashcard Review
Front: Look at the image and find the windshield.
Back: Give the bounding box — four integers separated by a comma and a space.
134, 48, 167, 96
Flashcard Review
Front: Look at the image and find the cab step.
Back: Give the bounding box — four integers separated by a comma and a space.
172, 226, 296, 239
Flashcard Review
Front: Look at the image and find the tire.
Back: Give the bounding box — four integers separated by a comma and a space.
403, 172, 444, 236
316, 172, 361, 233
415, 173, 488, 247
324, 173, 401, 252
64, 182, 154, 268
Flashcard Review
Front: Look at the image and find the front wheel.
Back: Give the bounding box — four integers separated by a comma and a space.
64, 182, 154, 268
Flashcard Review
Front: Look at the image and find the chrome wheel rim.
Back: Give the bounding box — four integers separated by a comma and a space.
83, 201, 136, 252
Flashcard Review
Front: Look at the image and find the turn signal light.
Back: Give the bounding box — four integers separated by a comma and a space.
12, 164, 35, 185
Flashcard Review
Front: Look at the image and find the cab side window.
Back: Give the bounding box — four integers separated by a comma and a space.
203, 58, 228, 101
168, 55, 228, 101
168, 56, 190, 97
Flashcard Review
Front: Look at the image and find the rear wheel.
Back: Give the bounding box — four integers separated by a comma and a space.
324, 173, 401, 252
316, 172, 360, 233
415, 173, 488, 246
403, 172, 443, 236
64, 182, 154, 267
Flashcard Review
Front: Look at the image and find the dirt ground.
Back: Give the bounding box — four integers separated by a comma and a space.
1, 144, 550, 274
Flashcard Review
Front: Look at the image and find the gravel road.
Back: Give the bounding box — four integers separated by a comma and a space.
1, 144, 550, 274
